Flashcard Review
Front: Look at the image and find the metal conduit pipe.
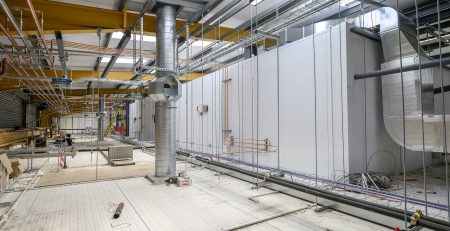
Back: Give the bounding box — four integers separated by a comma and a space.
0, 0, 33, 53
354, 57, 450, 79
0, 0, 67, 112
194, 156, 450, 231
148, 4, 181, 179
25, 0, 55, 74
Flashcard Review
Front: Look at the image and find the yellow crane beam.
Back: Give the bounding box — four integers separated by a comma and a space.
7, 69, 204, 80
1, 0, 242, 41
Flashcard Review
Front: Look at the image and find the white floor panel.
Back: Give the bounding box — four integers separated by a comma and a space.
1, 165, 391, 231
2, 181, 148, 231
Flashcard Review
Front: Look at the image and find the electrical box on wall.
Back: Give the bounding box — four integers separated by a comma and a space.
197, 105, 208, 115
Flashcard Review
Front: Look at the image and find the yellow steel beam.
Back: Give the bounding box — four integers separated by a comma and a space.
0, 71, 205, 94
179, 72, 205, 82
1, 0, 241, 41
5, 69, 140, 80
6, 69, 205, 81
0, 86, 22, 92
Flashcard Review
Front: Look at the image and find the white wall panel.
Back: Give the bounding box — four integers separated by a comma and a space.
176, 22, 429, 177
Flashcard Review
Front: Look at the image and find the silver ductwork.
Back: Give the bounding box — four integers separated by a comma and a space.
379, 7, 450, 152
149, 4, 181, 178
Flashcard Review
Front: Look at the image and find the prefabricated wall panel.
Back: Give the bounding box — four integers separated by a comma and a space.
176, 23, 429, 178
128, 100, 141, 139
128, 98, 155, 141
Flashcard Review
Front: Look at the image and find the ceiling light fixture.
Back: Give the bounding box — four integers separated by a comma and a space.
101, 57, 150, 64
111, 31, 156, 42
190, 39, 212, 47
339, 0, 358, 7
250, 0, 264, 6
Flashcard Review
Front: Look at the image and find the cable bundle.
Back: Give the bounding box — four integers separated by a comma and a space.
340, 172, 391, 190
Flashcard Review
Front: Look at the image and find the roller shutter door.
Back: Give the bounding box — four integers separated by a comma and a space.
0, 92, 23, 128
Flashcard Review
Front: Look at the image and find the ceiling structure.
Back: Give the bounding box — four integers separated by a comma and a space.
0, 0, 449, 114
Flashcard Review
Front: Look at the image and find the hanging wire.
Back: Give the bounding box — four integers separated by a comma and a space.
276, 5, 281, 171
394, 0, 408, 228
214, 20, 218, 162
436, 0, 450, 219
185, 23, 190, 153
360, 1, 368, 173
338, 0, 347, 182
201, 13, 205, 159
95, 28, 101, 181
190, 55, 194, 154
237, 30, 243, 163
213, 68, 217, 162
249, 4, 255, 183
312, 13, 319, 204
329, 24, 336, 179
414, 0, 428, 215
254, 0, 260, 189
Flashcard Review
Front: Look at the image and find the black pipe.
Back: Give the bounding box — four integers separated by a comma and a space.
177, 150, 191, 157
354, 57, 450, 79
113, 202, 124, 219
433, 85, 450, 94
195, 156, 450, 231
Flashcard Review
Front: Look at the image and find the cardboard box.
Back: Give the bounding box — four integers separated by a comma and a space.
0, 154, 12, 191
8, 157, 22, 178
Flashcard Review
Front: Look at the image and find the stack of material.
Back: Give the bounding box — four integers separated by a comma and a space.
107, 145, 135, 166
8, 158, 23, 178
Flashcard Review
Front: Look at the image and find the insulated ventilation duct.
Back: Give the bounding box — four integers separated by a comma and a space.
379, 7, 450, 152
148, 4, 181, 178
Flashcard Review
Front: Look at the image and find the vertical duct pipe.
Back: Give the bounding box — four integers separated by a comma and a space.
98, 96, 105, 141
156, 5, 177, 75
149, 4, 181, 179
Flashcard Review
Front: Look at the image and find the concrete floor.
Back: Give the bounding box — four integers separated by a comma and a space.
0, 161, 390, 231
0, 135, 444, 230
34, 150, 154, 187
